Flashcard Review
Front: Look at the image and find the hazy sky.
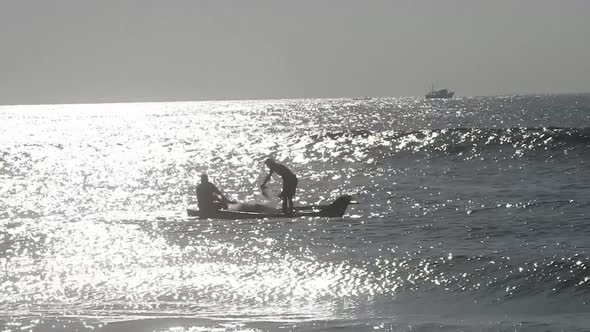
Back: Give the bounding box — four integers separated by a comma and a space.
1, 0, 589, 104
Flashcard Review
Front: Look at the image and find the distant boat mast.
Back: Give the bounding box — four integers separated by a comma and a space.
425, 84, 454, 99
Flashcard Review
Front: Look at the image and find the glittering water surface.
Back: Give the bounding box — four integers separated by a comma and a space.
1, 95, 590, 331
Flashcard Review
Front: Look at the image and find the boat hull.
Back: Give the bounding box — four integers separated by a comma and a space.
187, 195, 352, 219
425, 88, 454, 99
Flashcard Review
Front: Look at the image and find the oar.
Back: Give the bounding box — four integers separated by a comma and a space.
294, 201, 358, 210
293, 205, 324, 210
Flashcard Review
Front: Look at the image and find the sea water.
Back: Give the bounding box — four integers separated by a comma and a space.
1, 95, 589, 331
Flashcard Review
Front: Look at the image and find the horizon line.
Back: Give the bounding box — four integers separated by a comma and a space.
1, 91, 589, 107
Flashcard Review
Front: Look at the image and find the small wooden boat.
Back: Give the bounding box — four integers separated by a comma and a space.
187, 195, 353, 219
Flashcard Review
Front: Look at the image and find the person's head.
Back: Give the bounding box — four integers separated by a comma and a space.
265, 158, 275, 167
200, 173, 209, 183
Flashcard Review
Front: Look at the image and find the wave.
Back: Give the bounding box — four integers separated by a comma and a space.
305, 127, 590, 158
370, 253, 590, 302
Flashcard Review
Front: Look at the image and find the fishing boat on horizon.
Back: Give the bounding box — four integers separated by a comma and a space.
425, 85, 455, 99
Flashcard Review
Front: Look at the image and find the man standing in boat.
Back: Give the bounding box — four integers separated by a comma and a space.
260, 158, 298, 214
197, 173, 231, 217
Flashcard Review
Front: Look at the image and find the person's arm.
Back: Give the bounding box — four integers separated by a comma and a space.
212, 184, 232, 202
211, 184, 222, 195
261, 170, 274, 188
210, 184, 223, 198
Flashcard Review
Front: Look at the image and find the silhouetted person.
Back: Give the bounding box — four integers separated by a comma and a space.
261, 158, 298, 214
197, 174, 230, 216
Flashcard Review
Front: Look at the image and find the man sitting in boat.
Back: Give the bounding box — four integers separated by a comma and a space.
197, 174, 231, 216
260, 158, 298, 214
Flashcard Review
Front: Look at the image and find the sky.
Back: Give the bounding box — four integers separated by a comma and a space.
1, 0, 589, 104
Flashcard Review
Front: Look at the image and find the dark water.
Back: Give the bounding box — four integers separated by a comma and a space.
1, 95, 589, 331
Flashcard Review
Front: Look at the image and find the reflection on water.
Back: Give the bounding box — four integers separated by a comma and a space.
1, 96, 589, 330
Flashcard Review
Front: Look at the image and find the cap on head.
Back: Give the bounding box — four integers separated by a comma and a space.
200, 173, 208, 182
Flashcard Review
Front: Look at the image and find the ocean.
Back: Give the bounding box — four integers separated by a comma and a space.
1, 95, 589, 331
